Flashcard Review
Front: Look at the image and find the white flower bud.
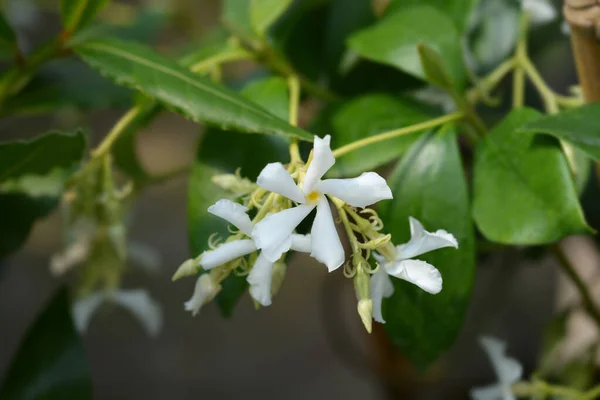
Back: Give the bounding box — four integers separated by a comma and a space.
184, 274, 221, 316
357, 299, 373, 334
172, 259, 198, 281
211, 173, 255, 195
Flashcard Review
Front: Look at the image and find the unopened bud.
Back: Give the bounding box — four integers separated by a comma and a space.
172, 259, 199, 281
353, 265, 371, 301
270, 261, 287, 297
360, 234, 392, 250
358, 299, 373, 333
211, 173, 255, 195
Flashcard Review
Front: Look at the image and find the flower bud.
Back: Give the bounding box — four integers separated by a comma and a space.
353, 265, 370, 301
211, 173, 255, 195
184, 274, 221, 316
360, 233, 392, 250
172, 259, 199, 281
270, 261, 287, 297
357, 299, 373, 333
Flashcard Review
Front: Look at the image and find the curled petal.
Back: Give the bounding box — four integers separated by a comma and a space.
317, 172, 393, 208
247, 253, 275, 306
72, 292, 105, 333
252, 205, 314, 262
469, 385, 505, 400
385, 259, 442, 294
290, 234, 312, 253
110, 290, 163, 336
184, 274, 221, 316
200, 239, 256, 270
208, 199, 253, 236
310, 196, 345, 272
396, 217, 458, 260
480, 336, 523, 388
257, 162, 305, 203
303, 135, 335, 193
370, 266, 395, 324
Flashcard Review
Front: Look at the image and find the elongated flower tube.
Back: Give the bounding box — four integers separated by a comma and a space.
371, 217, 458, 323
471, 336, 523, 400
195, 199, 310, 308
253, 135, 393, 272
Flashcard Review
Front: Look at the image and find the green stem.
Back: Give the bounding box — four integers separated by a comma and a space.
513, 13, 529, 108
331, 112, 464, 158
189, 48, 251, 74
552, 244, 600, 331
521, 57, 559, 114
513, 380, 585, 399
92, 106, 146, 159
287, 74, 302, 164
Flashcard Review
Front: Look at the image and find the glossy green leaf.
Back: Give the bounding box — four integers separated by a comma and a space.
387, 0, 478, 33
0, 13, 18, 60
74, 38, 312, 140
473, 109, 590, 245
380, 127, 475, 368
348, 6, 467, 88
61, 0, 110, 33
0, 288, 92, 399
517, 103, 600, 162
324, 94, 433, 177
222, 0, 254, 39
250, 0, 293, 35
188, 77, 290, 317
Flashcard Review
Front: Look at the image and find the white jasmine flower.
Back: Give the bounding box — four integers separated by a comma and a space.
471, 336, 523, 400
253, 135, 393, 272
184, 273, 221, 316
371, 217, 458, 323
522, 0, 556, 25
72, 289, 163, 336
197, 199, 310, 307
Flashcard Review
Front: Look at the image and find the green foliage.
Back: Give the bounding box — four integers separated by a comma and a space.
0, 288, 92, 399
348, 6, 467, 89
61, 0, 111, 33
74, 38, 312, 140
0, 13, 18, 61
250, 0, 293, 36
380, 127, 475, 368
387, 0, 478, 33
473, 109, 590, 245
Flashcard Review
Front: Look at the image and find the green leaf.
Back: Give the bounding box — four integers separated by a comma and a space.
387, 0, 478, 33
417, 43, 455, 91
222, 0, 255, 39
348, 6, 467, 88
250, 0, 293, 35
473, 109, 590, 245
0, 13, 18, 60
324, 94, 433, 177
379, 127, 475, 368
74, 38, 312, 140
61, 0, 110, 33
188, 77, 290, 317
0, 288, 92, 399
517, 103, 600, 162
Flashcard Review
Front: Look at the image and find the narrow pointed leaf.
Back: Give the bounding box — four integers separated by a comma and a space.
74, 38, 312, 140
379, 127, 475, 368
61, 0, 110, 33
474, 108, 590, 244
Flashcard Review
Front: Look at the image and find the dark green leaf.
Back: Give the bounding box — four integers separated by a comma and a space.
348, 6, 467, 88
387, 0, 478, 33
0, 288, 92, 399
325, 94, 433, 177
74, 38, 312, 140
380, 127, 475, 368
517, 103, 600, 162
0, 13, 18, 60
61, 0, 110, 33
473, 109, 590, 245
250, 0, 293, 35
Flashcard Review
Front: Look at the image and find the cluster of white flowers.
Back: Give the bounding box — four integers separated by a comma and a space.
176, 135, 459, 331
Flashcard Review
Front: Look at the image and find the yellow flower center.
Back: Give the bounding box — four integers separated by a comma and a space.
306, 190, 320, 203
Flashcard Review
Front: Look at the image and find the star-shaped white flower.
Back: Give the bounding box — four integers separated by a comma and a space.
522, 0, 556, 25
471, 336, 523, 400
371, 217, 458, 323
72, 289, 163, 336
252, 135, 393, 272
194, 199, 310, 309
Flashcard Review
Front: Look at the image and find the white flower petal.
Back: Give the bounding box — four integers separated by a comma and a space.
385, 259, 442, 294
50, 240, 89, 276
184, 274, 221, 316
110, 289, 163, 336
252, 205, 314, 262
316, 172, 393, 208
72, 292, 105, 333
303, 135, 335, 193
310, 196, 345, 272
247, 253, 275, 306
396, 217, 458, 260
208, 199, 253, 236
199, 239, 256, 270
256, 162, 306, 203
290, 234, 312, 253
371, 266, 395, 323
523, 0, 556, 25
470, 385, 505, 400
480, 336, 523, 387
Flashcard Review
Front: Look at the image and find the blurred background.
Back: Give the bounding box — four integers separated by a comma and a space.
1, 0, 598, 399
